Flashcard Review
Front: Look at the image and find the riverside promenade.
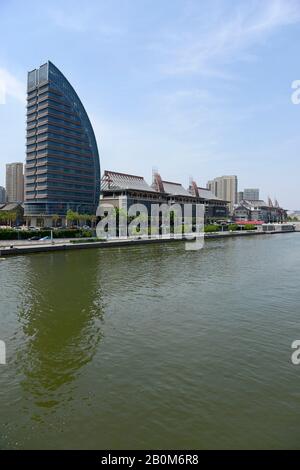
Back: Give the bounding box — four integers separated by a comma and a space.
0, 229, 294, 257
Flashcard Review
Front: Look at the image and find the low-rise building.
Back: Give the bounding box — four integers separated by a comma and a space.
151, 173, 197, 208
100, 170, 229, 222
233, 199, 286, 223
0, 203, 24, 226
288, 210, 300, 221
100, 170, 166, 212
188, 181, 229, 221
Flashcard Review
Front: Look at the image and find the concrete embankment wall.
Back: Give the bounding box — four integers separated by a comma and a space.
0, 229, 295, 257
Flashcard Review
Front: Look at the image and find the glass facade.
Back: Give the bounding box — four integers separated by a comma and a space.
24, 62, 100, 217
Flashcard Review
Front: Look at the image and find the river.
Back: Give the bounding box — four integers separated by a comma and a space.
0, 233, 299, 449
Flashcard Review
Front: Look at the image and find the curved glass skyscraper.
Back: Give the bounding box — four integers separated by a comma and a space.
24, 61, 100, 224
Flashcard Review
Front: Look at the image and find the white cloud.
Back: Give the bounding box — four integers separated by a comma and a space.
157, 0, 300, 76
0, 68, 25, 104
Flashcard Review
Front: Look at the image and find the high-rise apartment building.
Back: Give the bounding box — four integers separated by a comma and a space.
243, 188, 259, 201
24, 61, 100, 225
207, 175, 238, 213
238, 191, 244, 203
0, 186, 6, 204
6, 163, 24, 203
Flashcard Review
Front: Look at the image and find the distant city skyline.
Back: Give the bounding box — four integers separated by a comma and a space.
0, 0, 300, 209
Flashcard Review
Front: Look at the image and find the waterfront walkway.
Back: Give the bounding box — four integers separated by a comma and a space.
0, 229, 294, 257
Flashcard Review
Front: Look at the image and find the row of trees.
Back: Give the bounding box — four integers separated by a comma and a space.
0, 210, 98, 229
65, 210, 97, 227
0, 211, 18, 226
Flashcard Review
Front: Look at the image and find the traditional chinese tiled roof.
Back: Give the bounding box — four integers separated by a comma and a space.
0, 203, 22, 211
197, 187, 220, 200
101, 170, 155, 192
160, 180, 191, 197
189, 181, 228, 202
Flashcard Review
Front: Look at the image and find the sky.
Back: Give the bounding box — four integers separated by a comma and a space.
0, 0, 300, 209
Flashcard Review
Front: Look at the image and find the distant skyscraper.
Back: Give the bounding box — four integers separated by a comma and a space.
243, 188, 259, 201
24, 61, 100, 225
6, 163, 24, 203
207, 175, 238, 213
238, 191, 244, 203
0, 186, 6, 204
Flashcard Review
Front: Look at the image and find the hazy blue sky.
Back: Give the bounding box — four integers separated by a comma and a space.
0, 0, 299, 209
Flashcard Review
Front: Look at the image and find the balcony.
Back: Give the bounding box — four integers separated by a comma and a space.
27, 113, 37, 121
37, 126, 49, 134
27, 91, 37, 99
36, 136, 48, 143
26, 163, 36, 170
27, 100, 37, 108
26, 159, 37, 166
38, 102, 48, 110
36, 152, 47, 159
38, 109, 48, 118
26, 108, 37, 116
27, 133, 36, 140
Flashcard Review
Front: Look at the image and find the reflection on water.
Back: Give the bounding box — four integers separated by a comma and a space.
12, 252, 104, 415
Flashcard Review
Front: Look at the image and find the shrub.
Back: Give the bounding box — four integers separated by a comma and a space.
0, 229, 18, 240
204, 224, 220, 233
80, 230, 94, 238
0, 228, 91, 240
70, 238, 105, 244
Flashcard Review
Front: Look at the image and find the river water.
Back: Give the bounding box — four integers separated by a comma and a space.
0, 233, 300, 449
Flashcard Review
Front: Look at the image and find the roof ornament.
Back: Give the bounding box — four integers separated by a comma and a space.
152, 168, 165, 193
190, 179, 199, 198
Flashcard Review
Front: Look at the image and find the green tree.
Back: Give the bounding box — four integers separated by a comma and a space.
52, 214, 60, 228
66, 209, 78, 227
